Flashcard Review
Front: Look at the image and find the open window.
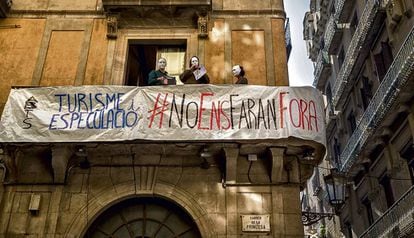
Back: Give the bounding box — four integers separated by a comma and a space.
125, 39, 187, 86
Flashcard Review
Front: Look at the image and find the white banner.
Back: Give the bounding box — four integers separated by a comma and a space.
0, 85, 326, 146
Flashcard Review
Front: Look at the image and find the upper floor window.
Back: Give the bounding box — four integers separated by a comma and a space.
125, 40, 186, 86
360, 76, 373, 110
362, 197, 374, 226
333, 137, 341, 167
330, 2, 336, 15
379, 173, 395, 208
350, 12, 358, 37
344, 221, 353, 238
400, 139, 414, 185
373, 40, 393, 82
338, 47, 345, 70
347, 111, 356, 134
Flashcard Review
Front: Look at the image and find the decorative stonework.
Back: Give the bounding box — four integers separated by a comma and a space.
198, 14, 208, 38
106, 14, 118, 39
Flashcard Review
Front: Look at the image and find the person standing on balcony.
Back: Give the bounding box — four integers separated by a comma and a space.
180, 56, 210, 84
232, 64, 248, 84
148, 57, 176, 85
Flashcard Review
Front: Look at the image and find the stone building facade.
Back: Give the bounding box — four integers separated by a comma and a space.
0, 0, 327, 237
303, 0, 414, 237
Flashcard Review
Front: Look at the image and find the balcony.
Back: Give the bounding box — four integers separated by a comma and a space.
332, 0, 387, 109
313, 49, 331, 89
335, 0, 354, 23
102, 0, 212, 27
102, 0, 211, 7
339, 24, 414, 172
360, 186, 414, 238
316, 0, 330, 34
0, 0, 11, 17
324, 15, 344, 55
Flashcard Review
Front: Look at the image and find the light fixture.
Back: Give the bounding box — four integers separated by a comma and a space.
302, 209, 333, 226
200, 147, 212, 158
75, 146, 90, 169
199, 147, 211, 169
301, 189, 333, 226
302, 149, 315, 161
324, 168, 347, 212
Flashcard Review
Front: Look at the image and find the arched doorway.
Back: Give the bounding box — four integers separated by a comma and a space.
84, 196, 202, 238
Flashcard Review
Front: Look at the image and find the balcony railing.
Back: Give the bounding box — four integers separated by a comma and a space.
335, 0, 354, 23
332, 0, 383, 108
324, 15, 344, 55
339, 25, 414, 172
324, 16, 336, 55
313, 50, 331, 88
360, 185, 414, 238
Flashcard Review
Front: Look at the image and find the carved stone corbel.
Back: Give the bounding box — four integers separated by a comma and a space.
268, 147, 285, 183
0, 146, 19, 183
197, 14, 208, 38
106, 14, 119, 39
51, 145, 74, 183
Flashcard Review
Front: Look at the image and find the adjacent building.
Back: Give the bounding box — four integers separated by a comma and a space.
0, 0, 326, 237
303, 0, 414, 237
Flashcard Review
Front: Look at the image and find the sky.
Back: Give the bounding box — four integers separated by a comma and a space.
284, 0, 314, 86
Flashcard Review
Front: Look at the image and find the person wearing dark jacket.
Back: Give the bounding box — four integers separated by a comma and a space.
232, 64, 248, 84
148, 58, 176, 85
180, 56, 210, 84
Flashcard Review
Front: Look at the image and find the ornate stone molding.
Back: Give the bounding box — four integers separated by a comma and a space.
197, 14, 208, 38
106, 14, 118, 39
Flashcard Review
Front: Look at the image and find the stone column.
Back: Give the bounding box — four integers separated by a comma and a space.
223, 147, 239, 237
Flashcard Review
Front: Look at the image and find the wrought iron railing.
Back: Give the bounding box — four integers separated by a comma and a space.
339, 25, 414, 172
334, 0, 346, 20
313, 49, 330, 87
323, 15, 337, 54
332, 0, 382, 108
360, 185, 414, 238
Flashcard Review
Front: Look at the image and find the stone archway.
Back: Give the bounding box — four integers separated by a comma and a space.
64, 181, 216, 238
84, 196, 202, 237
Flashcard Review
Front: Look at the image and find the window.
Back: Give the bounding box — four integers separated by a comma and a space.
379, 174, 395, 208
360, 76, 372, 110
344, 221, 353, 238
400, 140, 414, 185
125, 40, 186, 86
347, 111, 356, 133
330, 2, 336, 15
338, 47, 345, 70
350, 13, 358, 37
334, 138, 341, 168
362, 198, 374, 226
373, 41, 393, 82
